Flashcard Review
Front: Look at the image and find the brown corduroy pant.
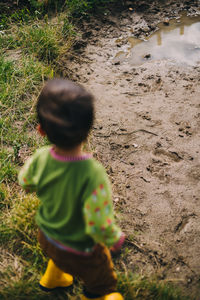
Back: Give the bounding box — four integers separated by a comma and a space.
38, 230, 117, 296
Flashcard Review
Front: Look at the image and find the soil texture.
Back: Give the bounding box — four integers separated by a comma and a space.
61, 1, 200, 298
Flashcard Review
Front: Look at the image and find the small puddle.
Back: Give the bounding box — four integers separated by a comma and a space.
115, 14, 200, 66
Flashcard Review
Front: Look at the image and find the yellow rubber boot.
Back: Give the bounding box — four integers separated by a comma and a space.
81, 292, 124, 300
39, 259, 73, 291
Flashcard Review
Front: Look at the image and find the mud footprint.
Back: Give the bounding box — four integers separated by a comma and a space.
153, 148, 183, 162
146, 160, 171, 183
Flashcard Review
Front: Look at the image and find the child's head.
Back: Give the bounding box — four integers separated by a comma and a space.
36, 79, 94, 149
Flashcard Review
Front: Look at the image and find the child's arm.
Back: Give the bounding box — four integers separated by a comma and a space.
18, 156, 37, 193
83, 183, 125, 251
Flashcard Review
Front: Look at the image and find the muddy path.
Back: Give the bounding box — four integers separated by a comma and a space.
62, 1, 200, 298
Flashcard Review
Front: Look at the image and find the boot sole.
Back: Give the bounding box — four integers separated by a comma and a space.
39, 283, 73, 292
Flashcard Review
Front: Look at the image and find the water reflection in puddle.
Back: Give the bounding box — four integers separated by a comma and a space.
115, 14, 200, 66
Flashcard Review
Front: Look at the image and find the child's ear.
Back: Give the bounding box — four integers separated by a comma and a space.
37, 124, 46, 137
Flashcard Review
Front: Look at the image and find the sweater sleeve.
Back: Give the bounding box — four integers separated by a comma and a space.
18, 155, 38, 192
83, 183, 124, 248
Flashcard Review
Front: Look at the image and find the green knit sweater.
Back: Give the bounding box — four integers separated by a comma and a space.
18, 146, 122, 252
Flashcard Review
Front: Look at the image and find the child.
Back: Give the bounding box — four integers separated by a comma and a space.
18, 79, 125, 300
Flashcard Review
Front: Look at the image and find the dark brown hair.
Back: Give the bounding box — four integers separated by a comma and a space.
36, 79, 94, 149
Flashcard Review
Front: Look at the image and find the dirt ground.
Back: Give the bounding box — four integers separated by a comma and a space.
62, 1, 200, 298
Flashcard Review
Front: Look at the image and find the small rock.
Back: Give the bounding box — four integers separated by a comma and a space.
113, 61, 120, 66
142, 26, 150, 33
163, 19, 170, 26
144, 53, 151, 59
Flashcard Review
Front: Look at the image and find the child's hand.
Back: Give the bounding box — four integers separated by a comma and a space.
110, 232, 125, 256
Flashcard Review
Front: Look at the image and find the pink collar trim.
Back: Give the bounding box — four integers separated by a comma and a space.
50, 147, 92, 162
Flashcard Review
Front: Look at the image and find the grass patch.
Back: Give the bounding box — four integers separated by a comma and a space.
17, 23, 61, 62
0, 54, 53, 184
117, 272, 190, 300
0, 189, 41, 258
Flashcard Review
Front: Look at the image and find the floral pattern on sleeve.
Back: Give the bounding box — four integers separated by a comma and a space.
83, 184, 122, 247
